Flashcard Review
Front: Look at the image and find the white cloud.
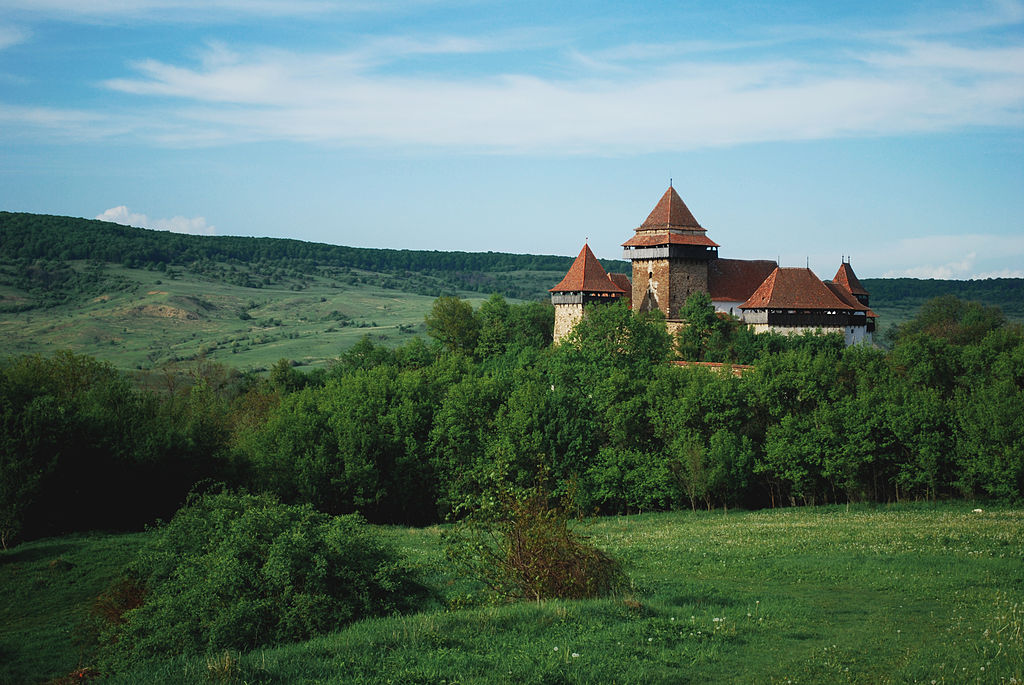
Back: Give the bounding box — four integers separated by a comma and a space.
0, 0, 344, 19
86, 29, 1024, 153
0, 24, 28, 50
97, 205, 215, 235
875, 235, 1024, 280
973, 268, 1024, 279
859, 41, 1024, 75
0, 2, 1021, 153
867, 0, 1024, 40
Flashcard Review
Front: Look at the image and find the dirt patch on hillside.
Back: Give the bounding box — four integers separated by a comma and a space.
171, 295, 215, 311
129, 305, 201, 320
148, 290, 169, 295
92, 295, 111, 303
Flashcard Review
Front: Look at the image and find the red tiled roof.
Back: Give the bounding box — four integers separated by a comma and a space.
708, 258, 778, 302
607, 272, 632, 301
740, 267, 855, 310
832, 262, 869, 296
639, 186, 702, 230
824, 281, 877, 318
550, 243, 627, 294
621, 232, 719, 248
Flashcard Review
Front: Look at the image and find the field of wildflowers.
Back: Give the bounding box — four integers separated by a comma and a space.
2, 503, 1021, 684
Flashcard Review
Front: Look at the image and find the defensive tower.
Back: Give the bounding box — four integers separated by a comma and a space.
549, 243, 628, 342
621, 185, 719, 319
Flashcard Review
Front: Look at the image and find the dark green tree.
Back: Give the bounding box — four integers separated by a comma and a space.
677, 291, 719, 361
894, 295, 1006, 346
425, 296, 481, 356
475, 293, 512, 359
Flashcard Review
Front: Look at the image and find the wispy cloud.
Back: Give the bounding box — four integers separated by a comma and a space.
0, 0, 354, 20
865, 0, 1024, 39
877, 234, 1024, 280
859, 41, 1024, 75
89, 34, 1024, 152
1, 3, 1022, 153
97, 205, 215, 235
0, 24, 28, 50
0, 103, 120, 140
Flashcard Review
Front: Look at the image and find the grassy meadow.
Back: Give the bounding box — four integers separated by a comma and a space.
3, 503, 1021, 684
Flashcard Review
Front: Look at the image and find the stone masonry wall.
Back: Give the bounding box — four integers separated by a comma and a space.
667, 258, 709, 319
631, 260, 660, 313
553, 302, 584, 343
631, 258, 708, 319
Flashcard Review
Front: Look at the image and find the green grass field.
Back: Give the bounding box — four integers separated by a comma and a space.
3, 504, 1021, 684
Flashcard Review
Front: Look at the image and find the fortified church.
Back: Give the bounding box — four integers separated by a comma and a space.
550, 186, 877, 345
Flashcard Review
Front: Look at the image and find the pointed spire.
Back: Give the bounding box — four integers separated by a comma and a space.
832, 261, 868, 296
550, 243, 627, 294
639, 185, 702, 230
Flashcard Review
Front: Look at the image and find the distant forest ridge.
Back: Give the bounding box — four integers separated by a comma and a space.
860, 278, 1024, 305
0, 211, 623, 276
2, 211, 1022, 306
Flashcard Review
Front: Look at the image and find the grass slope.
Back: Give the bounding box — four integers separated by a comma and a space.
2, 260, 1021, 373
0, 261, 515, 372
3, 504, 1021, 684
0, 532, 146, 685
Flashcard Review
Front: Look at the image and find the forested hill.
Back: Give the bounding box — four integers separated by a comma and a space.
0, 211, 627, 281
2, 211, 1022, 320
863, 278, 1024, 306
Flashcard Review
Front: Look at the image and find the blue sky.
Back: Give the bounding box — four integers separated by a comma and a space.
1, 0, 1022, 280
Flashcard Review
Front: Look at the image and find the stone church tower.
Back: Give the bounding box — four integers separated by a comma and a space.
621, 185, 719, 320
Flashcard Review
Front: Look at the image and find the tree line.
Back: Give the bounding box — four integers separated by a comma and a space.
1, 293, 1021, 548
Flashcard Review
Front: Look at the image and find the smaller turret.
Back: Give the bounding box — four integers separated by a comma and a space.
832, 260, 870, 306
550, 243, 628, 343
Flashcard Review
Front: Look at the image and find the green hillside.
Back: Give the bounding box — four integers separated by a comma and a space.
3, 505, 1022, 684
0, 212, 588, 370
1, 211, 1021, 370
0, 261, 457, 371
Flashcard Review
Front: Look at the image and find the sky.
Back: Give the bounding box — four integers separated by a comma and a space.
1, 0, 1022, 280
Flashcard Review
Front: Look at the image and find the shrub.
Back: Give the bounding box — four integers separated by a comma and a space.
97, 491, 433, 670
445, 484, 625, 602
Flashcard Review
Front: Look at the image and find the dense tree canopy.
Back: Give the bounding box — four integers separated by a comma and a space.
2, 294, 1022, 547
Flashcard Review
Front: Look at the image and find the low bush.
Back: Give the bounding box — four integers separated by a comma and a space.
96, 491, 433, 671
446, 484, 626, 602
